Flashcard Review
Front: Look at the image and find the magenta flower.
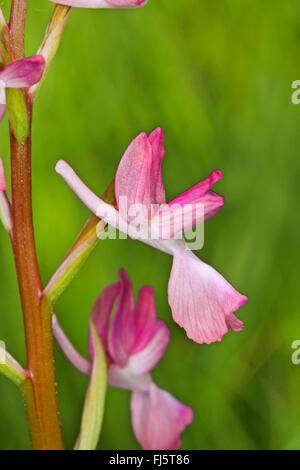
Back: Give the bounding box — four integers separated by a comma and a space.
53, 269, 193, 450
49, 0, 148, 8
0, 56, 45, 121
56, 127, 247, 344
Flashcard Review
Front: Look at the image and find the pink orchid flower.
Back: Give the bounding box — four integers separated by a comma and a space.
49, 0, 148, 8
53, 269, 193, 450
56, 127, 247, 344
0, 56, 45, 121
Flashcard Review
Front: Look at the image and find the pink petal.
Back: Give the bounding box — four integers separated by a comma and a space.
56, 159, 119, 224
0, 56, 45, 88
131, 382, 193, 450
55, 160, 150, 240
89, 282, 120, 359
115, 132, 153, 218
49, 0, 147, 7
132, 286, 157, 353
168, 169, 223, 207
168, 246, 247, 344
0, 157, 6, 191
108, 269, 136, 366
152, 190, 224, 239
148, 127, 166, 204
52, 315, 91, 376
128, 320, 170, 375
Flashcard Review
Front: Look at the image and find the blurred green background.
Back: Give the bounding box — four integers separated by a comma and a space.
0, 0, 300, 450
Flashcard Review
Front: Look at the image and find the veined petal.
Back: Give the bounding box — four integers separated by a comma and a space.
132, 286, 157, 353
168, 247, 247, 344
149, 127, 166, 204
0, 157, 6, 191
89, 282, 120, 359
128, 320, 170, 375
108, 269, 136, 366
49, 0, 148, 7
0, 56, 45, 88
115, 132, 153, 217
168, 170, 223, 207
151, 191, 224, 239
131, 382, 193, 450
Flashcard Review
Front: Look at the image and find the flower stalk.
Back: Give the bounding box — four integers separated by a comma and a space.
8, 2, 64, 450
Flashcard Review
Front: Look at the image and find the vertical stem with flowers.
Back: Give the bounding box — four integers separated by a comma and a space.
8, 1, 63, 450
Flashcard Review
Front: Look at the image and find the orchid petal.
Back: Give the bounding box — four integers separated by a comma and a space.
52, 315, 91, 376
151, 190, 224, 240
56, 160, 151, 240
49, 0, 148, 7
132, 286, 157, 353
115, 132, 153, 217
56, 159, 120, 225
168, 169, 223, 207
0, 56, 45, 88
131, 382, 193, 450
108, 269, 136, 366
89, 282, 120, 359
148, 127, 166, 204
128, 320, 170, 375
168, 247, 247, 344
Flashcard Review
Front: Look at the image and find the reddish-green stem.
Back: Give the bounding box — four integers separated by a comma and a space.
9, 1, 64, 450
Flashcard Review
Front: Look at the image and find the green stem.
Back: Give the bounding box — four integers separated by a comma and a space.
9, 2, 64, 450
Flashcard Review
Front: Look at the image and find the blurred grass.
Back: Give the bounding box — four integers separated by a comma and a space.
0, 0, 300, 449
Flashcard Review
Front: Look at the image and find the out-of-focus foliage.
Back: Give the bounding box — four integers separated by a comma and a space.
0, 0, 300, 449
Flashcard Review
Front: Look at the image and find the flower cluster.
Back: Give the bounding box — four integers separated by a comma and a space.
0, 0, 248, 452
